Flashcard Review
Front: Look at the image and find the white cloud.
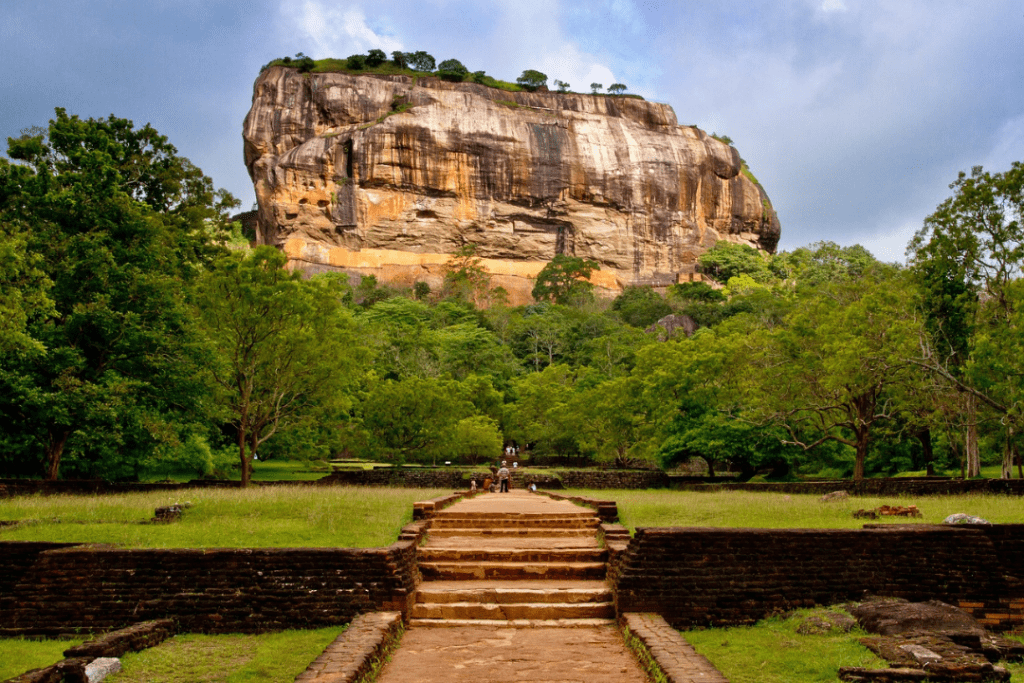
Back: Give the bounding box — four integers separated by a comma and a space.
281, 2, 403, 58
820, 0, 847, 12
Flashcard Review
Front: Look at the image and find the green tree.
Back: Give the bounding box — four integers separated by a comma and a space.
698, 241, 770, 283
590, 83, 603, 94
194, 248, 363, 486
607, 83, 627, 95
516, 70, 548, 91
358, 376, 470, 464
441, 244, 491, 303
346, 54, 366, 70
437, 58, 469, 82
612, 286, 673, 328
908, 162, 1024, 477
407, 51, 436, 72
0, 109, 237, 480
366, 49, 387, 67
554, 80, 570, 92
391, 51, 407, 68
746, 266, 920, 480
452, 415, 503, 464
531, 254, 600, 305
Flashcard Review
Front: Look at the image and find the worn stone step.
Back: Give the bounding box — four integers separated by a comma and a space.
432, 511, 597, 521
422, 536, 600, 550
415, 581, 612, 605
426, 528, 596, 538
419, 561, 607, 581
417, 548, 607, 563
410, 601, 615, 620
429, 517, 600, 529
407, 618, 616, 628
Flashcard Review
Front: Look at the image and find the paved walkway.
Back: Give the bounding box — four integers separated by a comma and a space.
370, 490, 728, 683
376, 490, 648, 682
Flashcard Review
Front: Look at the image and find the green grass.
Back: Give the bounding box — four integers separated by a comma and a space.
143, 459, 334, 483
107, 628, 342, 683
0, 637, 84, 680
566, 489, 1024, 531
0, 486, 449, 547
684, 608, 887, 683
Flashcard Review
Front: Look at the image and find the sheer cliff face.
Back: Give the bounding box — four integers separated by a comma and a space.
243, 67, 780, 303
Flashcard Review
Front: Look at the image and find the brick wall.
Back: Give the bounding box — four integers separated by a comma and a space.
612, 525, 1024, 630
0, 542, 79, 597
677, 478, 1024, 496
0, 542, 419, 636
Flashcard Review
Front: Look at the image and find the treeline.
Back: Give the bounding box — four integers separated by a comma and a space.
262, 50, 631, 96
2, 111, 1022, 483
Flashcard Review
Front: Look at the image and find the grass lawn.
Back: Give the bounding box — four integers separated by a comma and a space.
0, 638, 84, 680
566, 489, 1024, 531
684, 608, 886, 683
686, 610, 1024, 682
0, 486, 449, 548
106, 628, 342, 683
143, 459, 334, 483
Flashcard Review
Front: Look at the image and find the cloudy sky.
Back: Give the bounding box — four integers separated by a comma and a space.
3, 0, 1022, 261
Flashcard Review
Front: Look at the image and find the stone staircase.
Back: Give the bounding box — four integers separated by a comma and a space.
410, 502, 615, 627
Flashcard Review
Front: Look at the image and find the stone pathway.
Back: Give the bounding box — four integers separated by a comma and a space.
362, 489, 731, 683
376, 490, 645, 682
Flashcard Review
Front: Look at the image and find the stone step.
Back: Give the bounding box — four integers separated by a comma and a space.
419, 561, 607, 581
410, 601, 615, 620
429, 517, 600, 529
417, 548, 607, 563
407, 618, 617, 628
426, 528, 597, 538
415, 581, 612, 605
432, 512, 597, 521
422, 536, 600, 550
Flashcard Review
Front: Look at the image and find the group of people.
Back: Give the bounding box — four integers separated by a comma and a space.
467, 447, 534, 493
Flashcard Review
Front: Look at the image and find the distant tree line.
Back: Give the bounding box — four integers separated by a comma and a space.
262, 51, 633, 96
3, 109, 1023, 484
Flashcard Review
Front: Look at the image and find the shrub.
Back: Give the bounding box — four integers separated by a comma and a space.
346, 54, 366, 70
471, 70, 488, 84
366, 49, 387, 67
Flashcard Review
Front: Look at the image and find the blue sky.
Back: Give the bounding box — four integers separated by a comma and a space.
3, 0, 1022, 261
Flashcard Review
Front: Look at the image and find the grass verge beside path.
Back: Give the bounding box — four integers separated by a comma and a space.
0, 638, 84, 681
107, 628, 343, 683
684, 609, 887, 683
0, 486, 449, 548
566, 489, 1024, 530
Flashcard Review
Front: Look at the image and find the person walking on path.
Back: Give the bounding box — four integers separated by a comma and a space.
497, 461, 510, 492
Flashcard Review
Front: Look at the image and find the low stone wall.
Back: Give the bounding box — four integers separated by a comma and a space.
612, 525, 1024, 630
675, 478, 1024, 496
0, 542, 419, 636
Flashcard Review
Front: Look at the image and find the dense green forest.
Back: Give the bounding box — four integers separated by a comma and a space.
2, 111, 1022, 483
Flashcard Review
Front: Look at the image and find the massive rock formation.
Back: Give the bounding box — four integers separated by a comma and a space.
243, 67, 780, 303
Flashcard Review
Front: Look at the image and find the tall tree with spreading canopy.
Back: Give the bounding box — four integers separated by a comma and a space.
0, 109, 237, 479
194, 247, 363, 486
908, 162, 1024, 477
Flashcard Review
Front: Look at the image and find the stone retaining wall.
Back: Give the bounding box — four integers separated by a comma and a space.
0, 542, 419, 636
677, 478, 1024, 496
612, 525, 1024, 630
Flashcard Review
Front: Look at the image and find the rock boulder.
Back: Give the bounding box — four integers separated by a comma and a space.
243, 68, 781, 304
